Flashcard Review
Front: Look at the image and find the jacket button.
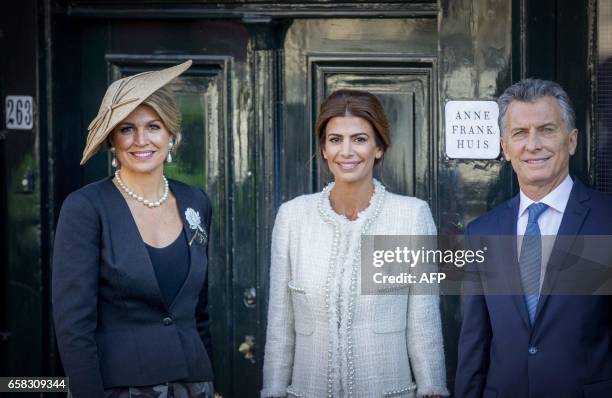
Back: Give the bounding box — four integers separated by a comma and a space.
162, 317, 173, 326
528, 346, 538, 355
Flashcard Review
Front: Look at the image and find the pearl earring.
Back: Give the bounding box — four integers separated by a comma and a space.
167, 141, 174, 163
110, 147, 118, 168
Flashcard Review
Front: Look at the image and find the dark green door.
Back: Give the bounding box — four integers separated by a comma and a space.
282, 18, 438, 209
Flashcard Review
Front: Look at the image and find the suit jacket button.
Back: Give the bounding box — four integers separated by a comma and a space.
163, 317, 173, 326
528, 346, 538, 355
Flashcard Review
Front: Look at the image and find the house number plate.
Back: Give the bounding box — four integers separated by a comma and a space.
5, 96, 34, 130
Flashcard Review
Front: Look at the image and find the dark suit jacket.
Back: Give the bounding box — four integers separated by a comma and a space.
455, 179, 612, 398
52, 177, 213, 398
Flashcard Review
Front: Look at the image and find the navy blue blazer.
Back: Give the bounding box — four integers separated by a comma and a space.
455, 179, 612, 398
52, 177, 213, 398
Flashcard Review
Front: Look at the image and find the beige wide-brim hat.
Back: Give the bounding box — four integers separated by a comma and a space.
80, 60, 192, 165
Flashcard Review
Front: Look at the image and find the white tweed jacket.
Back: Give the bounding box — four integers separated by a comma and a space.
262, 180, 448, 398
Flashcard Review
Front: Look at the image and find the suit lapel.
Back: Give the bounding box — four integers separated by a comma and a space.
534, 180, 590, 323
171, 180, 196, 251
167, 180, 205, 311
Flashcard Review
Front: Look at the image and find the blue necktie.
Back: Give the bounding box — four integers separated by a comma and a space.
519, 202, 548, 324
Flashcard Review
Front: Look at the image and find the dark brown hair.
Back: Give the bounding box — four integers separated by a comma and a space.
315, 89, 391, 164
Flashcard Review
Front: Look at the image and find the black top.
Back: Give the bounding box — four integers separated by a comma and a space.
146, 229, 190, 309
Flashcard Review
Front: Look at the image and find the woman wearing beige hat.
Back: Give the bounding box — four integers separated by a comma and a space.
52, 61, 214, 398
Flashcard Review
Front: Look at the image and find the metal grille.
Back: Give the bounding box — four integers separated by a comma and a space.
597, 1, 612, 193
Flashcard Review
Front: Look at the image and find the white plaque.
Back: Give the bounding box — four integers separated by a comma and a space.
445, 100, 500, 159
5, 95, 34, 130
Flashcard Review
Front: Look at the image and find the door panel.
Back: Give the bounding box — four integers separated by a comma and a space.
310, 57, 435, 200
283, 19, 437, 205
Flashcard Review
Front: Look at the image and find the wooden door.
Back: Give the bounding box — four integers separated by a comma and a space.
281, 18, 438, 209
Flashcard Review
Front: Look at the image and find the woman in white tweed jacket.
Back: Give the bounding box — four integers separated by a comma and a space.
262, 90, 448, 398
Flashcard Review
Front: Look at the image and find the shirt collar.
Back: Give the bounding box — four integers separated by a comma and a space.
518, 174, 574, 217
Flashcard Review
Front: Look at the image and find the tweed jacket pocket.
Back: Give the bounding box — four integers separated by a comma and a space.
383, 382, 417, 397
286, 385, 306, 398
371, 295, 408, 333
288, 281, 315, 335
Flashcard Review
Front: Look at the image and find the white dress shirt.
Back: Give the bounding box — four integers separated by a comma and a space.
517, 174, 573, 290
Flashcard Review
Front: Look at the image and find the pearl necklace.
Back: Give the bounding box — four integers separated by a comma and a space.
114, 170, 169, 208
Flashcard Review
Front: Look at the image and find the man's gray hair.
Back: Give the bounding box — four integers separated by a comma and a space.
497, 78, 575, 135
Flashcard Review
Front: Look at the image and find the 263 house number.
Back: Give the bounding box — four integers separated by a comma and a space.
5, 96, 34, 130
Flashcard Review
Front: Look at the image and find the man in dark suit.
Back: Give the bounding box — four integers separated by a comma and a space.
455, 79, 612, 398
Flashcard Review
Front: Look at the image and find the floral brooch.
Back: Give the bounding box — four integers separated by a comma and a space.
185, 208, 208, 246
